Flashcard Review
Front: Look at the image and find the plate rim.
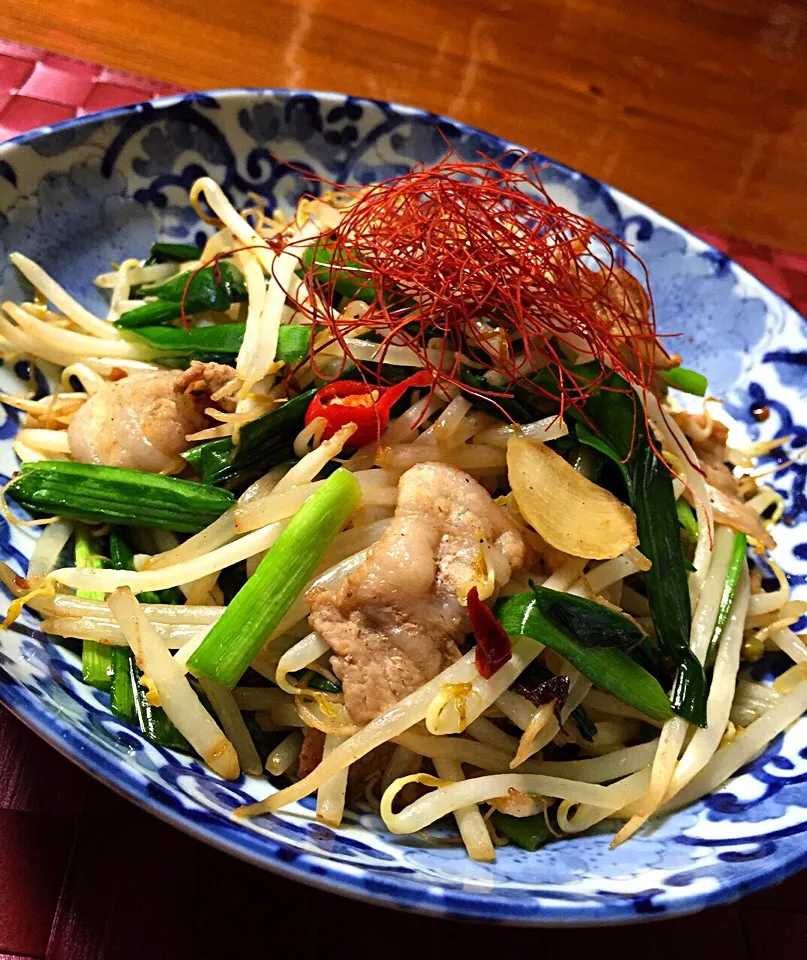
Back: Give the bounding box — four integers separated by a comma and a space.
0, 86, 805, 925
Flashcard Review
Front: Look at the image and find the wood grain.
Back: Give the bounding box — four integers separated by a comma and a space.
1, 0, 805, 251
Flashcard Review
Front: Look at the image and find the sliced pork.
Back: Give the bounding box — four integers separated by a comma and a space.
309, 462, 529, 724
672, 410, 775, 550
68, 361, 236, 475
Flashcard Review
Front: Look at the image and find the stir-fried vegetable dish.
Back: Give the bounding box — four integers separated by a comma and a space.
0, 154, 802, 860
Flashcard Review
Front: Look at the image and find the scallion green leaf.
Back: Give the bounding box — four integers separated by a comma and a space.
110, 646, 138, 723
114, 301, 186, 328
185, 388, 315, 488
490, 811, 555, 852
574, 372, 706, 727
496, 587, 674, 722
302, 243, 376, 303
525, 585, 645, 652
661, 367, 708, 397
108, 527, 161, 604
126, 323, 245, 355
75, 525, 111, 690
107, 526, 192, 750
141, 262, 246, 308
706, 532, 748, 667
632, 443, 706, 726
676, 498, 699, 543
110, 646, 191, 752
6, 461, 234, 532
188, 468, 361, 687
149, 242, 204, 263
118, 262, 247, 328
275, 325, 312, 365
125, 322, 307, 367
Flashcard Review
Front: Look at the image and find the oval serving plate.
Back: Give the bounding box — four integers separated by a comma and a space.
0, 90, 805, 925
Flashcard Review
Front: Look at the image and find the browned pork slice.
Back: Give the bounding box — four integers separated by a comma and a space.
68, 361, 236, 475
308, 462, 529, 725
173, 360, 237, 399
672, 410, 775, 550
297, 728, 326, 779
296, 729, 394, 799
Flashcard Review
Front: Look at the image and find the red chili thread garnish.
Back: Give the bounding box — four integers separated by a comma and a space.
180, 154, 680, 467
281, 151, 666, 436
467, 586, 512, 679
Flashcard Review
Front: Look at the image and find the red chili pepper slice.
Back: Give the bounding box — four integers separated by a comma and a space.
305, 370, 433, 447
467, 586, 513, 679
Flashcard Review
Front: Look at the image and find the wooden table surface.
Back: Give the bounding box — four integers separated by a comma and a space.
1, 0, 806, 252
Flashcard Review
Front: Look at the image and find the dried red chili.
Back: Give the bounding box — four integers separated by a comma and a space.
513, 675, 570, 728
304, 370, 432, 447
467, 586, 513, 679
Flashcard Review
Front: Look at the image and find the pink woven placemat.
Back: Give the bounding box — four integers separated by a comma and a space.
0, 39, 182, 140
0, 36, 806, 960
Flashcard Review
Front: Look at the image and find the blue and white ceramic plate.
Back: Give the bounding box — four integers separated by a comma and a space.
0, 90, 805, 926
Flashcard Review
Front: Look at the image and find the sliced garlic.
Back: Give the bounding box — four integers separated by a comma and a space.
506, 437, 638, 560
